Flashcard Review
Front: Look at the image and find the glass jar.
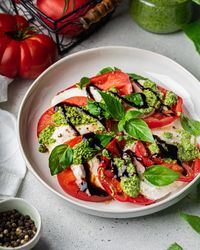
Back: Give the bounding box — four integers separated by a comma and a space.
130, 0, 193, 34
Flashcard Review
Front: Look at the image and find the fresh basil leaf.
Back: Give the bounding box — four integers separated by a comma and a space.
180, 114, 200, 136
125, 110, 142, 120
193, 0, 200, 5
98, 91, 125, 121
94, 134, 113, 147
98, 67, 114, 75
118, 119, 126, 132
128, 73, 147, 80
144, 165, 180, 186
79, 77, 90, 89
180, 212, 200, 234
168, 242, 183, 250
87, 100, 100, 117
49, 144, 73, 176
124, 118, 154, 142
183, 20, 200, 55
125, 93, 144, 107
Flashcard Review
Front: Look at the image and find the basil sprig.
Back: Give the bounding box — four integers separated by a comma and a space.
49, 144, 73, 176
94, 134, 113, 148
87, 100, 110, 119
98, 90, 154, 142
180, 114, 200, 136
144, 165, 180, 186
180, 212, 200, 235
167, 243, 183, 250
98, 91, 125, 120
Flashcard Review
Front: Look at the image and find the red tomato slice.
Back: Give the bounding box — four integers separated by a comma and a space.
144, 113, 178, 129
178, 163, 194, 182
90, 71, 133, 96
98, 157, 155, 205
192, 158, 200, 175
135, 141, 154, 167
106, 138, 125, 157
37, 96, 88, 136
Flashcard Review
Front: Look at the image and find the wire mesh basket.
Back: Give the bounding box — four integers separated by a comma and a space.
0, 0, 119, 55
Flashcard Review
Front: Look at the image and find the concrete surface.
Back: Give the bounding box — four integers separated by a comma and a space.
1, 1, 200, 249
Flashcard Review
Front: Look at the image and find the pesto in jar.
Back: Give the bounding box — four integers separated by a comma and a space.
130, 0, 192, 34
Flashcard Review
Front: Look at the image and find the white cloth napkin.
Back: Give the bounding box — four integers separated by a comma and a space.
0, 75, 13, 103
0, 109, 26, 198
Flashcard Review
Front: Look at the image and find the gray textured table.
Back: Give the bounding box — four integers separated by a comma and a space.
1, 1, 200, 249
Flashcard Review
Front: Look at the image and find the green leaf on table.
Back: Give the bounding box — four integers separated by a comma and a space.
124, 118, 154, 142
128, 73, 147, 80
144, 165, 180, 186
94, 134, 113, 148
192, 0, 200, 4
180, 114, 200, 136
98, 91, 125, 121
183, 20, 200, 55
124, 93, 144, 107
167, 242, 183, 250
180, 212, 200, 234
49, 144, 73, 175
79, 77, 90, 89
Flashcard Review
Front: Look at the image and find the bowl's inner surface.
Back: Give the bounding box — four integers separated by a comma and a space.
18, 47, 200, 214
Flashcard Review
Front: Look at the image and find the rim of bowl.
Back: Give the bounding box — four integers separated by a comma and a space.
17, 46, 200, 215
0, 198, 41, 250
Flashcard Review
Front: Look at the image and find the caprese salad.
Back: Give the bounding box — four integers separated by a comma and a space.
37, 67, 200, 205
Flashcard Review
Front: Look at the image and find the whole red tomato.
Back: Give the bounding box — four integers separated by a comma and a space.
36, 0, 91, 37
0, 13, 57, 79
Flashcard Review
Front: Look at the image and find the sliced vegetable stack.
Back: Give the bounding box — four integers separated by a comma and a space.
37, 67, 200, 205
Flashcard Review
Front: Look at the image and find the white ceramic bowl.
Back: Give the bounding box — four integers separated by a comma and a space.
0, 198, 41, 250
17, 46, 200, 218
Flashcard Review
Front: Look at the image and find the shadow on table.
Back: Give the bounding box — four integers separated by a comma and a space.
33, 237, 50, 250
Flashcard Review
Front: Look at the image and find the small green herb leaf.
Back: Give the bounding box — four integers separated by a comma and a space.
180, 212, 200, 234
79, 77, 90, 89
94, 134, 113, 148
144, 165, 180, 186
128, 73, 147, 80
125, 93, 144, 107
98, 67, 114, 75
98, 91, 125, 121
118, 119, 126, 132
192, 0, 200, 5
183, 20, 200, 55
125, 110, 142, 120
180, 114, 200, 136
87, 100, 110, 119
167, 242, 183, 250
49, 144, 73, 175
124, 118, 154, 142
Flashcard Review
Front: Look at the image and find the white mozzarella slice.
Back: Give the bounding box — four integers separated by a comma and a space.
51, 87, 87, 106
47, 123, 102, 152
140, 180, 185, 200
71, 164, 87, 189
89, 86, 102, 102
134, 159, 146, 175
88, 156, 104, 190
152, 119, 183, 144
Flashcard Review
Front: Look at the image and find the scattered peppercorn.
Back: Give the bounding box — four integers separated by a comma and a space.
0, 209, 37, 248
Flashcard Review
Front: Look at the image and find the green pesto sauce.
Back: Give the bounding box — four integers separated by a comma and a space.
73, 140, 97, 165
178, 131, 200, 161
38, 125, 56, 145
102, 149, 111, 159
130, 0, 192, 34
163, 91, 178, 107
120, 175, 140, 198
164, 158, 177, 164
113, 156, 136, 174
143, 89, 160, 108
163, 132, 173, 140
52, 106, 97, 126
148, 142, 159, 155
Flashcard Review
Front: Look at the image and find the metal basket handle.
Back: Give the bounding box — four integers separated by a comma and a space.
80, 0, 120, 29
